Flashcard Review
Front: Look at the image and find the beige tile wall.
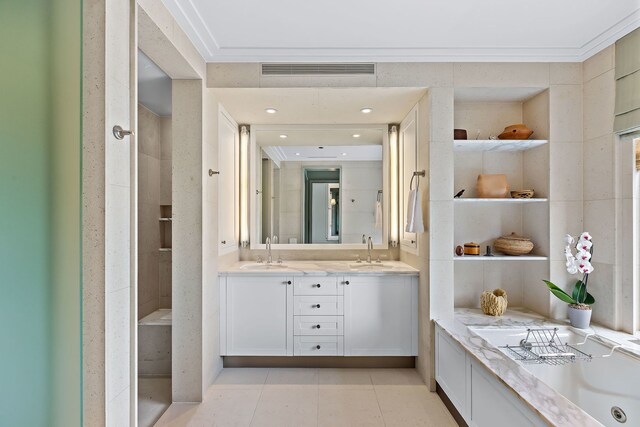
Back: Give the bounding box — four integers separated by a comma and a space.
83, 0, 133, 423
582, 45, 617, 328
138, 105, 173, 320
138, 104, 162, 320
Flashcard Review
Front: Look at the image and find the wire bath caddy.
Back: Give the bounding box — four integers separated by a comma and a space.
501, 328, 592, 365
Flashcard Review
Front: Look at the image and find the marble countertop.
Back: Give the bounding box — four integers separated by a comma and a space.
435, 309, 605, 427
219, 260, 419, 276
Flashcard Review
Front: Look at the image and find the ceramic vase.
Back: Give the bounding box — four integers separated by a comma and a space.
568, 305, 592, 329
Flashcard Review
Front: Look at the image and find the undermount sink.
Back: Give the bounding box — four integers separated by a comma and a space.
240, 263, 289, 270
348, 263, 391, 270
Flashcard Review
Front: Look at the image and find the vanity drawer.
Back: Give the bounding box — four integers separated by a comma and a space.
294, 277, 341, 296
294, 316, 344, 336
293, 295, 343, 316
294, 336, 344, 356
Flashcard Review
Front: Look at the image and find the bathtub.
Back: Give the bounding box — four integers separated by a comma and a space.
470, 326, 640, 427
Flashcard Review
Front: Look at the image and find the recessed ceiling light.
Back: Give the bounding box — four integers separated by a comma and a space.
279, 134, 288, 139
342, 152, 347, 156
360, 107, 373, 114
295, 152, 300, 156
265, 108, 277, 114
352, 134, 361, 138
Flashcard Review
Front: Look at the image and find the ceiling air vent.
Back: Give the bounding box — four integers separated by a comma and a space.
261, 63, 375, 76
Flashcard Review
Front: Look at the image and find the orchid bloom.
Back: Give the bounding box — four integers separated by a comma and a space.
576, 260, 594, 274
579, 232, 592, 241
564, 232, 594, 276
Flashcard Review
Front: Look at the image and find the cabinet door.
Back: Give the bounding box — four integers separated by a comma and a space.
225, 276, 293, 356
344, 276, 416, 356
470, 361, 540, 427
436, 326, 468, 422
400, 105, 419, 252
218, 107, 239, 254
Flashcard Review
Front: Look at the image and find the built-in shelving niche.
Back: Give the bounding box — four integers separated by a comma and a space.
452, 87, 550, 309
159, 204, 172, 252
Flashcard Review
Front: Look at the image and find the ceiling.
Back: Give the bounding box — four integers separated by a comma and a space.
263, 144, 383, 162
162, 0, 640, 62
257, 128, 383, 147
138, 50, 172, 116
213, 87, 426, 124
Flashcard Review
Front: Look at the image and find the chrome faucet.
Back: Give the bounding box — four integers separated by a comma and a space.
367, 236, 373, 264
265, 237, 272, 264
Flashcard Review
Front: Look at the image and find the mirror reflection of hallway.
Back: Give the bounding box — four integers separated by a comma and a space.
304, 169, 341, 244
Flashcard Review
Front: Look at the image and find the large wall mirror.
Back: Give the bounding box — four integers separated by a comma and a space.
250, 125, 389, 249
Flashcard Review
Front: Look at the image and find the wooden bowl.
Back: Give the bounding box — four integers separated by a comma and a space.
511, 189, 534, 199
498, 124, 533, 140
493, 232, 534, 256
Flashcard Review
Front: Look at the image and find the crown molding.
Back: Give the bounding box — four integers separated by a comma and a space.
163, 0, 640, 63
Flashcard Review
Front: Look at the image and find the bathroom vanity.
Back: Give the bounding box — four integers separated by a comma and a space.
219, 261, 418, 357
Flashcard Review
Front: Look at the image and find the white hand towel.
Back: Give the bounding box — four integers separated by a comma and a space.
374, 200, 383, 229
405, 189, 424, 233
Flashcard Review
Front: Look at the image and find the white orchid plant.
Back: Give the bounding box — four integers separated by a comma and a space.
543, 232, 595, 307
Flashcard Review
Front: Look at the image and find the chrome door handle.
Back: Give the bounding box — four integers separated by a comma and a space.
113, 125, 134, 140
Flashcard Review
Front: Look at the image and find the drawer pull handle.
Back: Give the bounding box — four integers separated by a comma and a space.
345, 281, 350, 285
316, 324, 321, 329
316, 345, 321, 350
313, 304, 321, 308
314, 284, 321, 288
286, 281, 292, 285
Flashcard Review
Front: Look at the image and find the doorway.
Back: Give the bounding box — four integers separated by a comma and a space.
136, 49, 173, 427
303, 168, 341, 244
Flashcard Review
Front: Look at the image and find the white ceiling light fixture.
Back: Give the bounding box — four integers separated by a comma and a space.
279, 134, 288, 139
352, 134, 361, 138
360, 107, 373, 114
295, 152, 300, 156
265, 108, 278, 114
342, 152, 347, 156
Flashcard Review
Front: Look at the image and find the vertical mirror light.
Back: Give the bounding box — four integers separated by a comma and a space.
389, 125, 399, 246
240, 126, 250, 246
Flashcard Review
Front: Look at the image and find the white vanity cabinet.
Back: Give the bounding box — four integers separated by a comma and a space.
343, 275, 418, 356
220, 272, 418, 358
435, 325, 547, 427
221, 275, 293, 356
293, 276, 344, 356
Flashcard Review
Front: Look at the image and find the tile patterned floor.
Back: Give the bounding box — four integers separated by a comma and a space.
154, 368, 457, 427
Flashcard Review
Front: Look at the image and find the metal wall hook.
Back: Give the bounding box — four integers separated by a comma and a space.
209, 169, 220, 176
409, 170, 426, 191
113, 125, 134, 140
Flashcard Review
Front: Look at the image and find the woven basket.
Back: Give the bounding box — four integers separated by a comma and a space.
510, 189, 534, 199
494, 232, 534, 256
481, 289, 508, 316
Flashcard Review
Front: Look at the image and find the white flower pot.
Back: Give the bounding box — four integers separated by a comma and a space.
568, 305, 592, 329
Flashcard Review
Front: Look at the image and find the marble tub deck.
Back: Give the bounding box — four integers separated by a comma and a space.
436, 309, 640, 427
